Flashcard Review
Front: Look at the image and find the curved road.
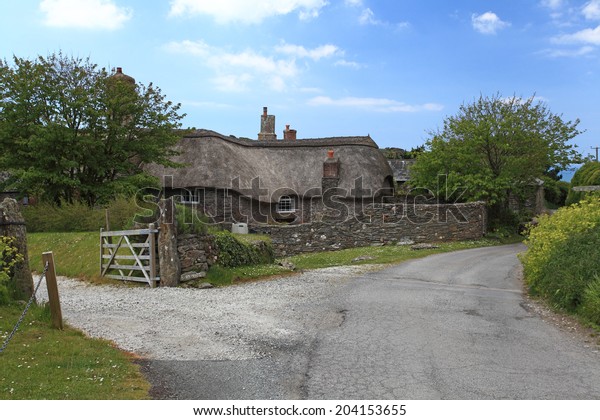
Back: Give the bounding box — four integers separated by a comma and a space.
142, 244, 600, 399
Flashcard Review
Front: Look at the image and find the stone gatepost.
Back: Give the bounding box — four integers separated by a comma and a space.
158, 197, 181, 287
0, 198, 34, 299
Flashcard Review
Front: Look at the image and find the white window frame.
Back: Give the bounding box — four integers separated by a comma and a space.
180, 189, 199, 204
276, 196, 296, 213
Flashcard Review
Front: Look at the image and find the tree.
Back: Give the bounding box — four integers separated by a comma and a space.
0, 52, 185, 206
565, 161, 600, 205
382, 145, 426, 160
409, 94, 582, 222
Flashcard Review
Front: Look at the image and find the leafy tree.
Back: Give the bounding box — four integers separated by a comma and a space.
565, 160, 600, 205
0, 52, 185, 206
409, 94, 581, 222
382, 145, 425, 160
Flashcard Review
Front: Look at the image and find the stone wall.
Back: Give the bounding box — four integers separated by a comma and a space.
252, 201, 487, 256
177, 233, 218, 281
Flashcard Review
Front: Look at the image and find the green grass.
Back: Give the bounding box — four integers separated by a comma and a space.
26, 231, 523, 288
27, 232, 100, 280
205, 235, 523, 286
0, 303, 150, 399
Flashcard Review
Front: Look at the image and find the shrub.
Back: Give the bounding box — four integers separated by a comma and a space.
521, 197, 600, 318
22, 196, 142, 232
565, 161, 600, 205
175, 204, 209, 235
214, 232, 274, 268
0, 236, 24, 304
580, 276, 600, 325
528, 228, 600, 310
544, 179, 569, 208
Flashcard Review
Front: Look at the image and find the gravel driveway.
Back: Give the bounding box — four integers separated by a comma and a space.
34, 266, 374, 362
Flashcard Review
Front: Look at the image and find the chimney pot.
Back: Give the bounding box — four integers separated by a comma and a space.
327, 149, 334, 159
263, 106, 268, 116
116, 67, 122, 73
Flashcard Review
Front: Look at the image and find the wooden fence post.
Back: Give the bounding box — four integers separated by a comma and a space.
149, 223, 157, 288
42, 252, 63, 330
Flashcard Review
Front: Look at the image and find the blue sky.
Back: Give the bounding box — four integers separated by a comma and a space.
1, 0, 599, 158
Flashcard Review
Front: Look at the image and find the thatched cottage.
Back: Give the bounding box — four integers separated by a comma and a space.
147, 107, 394, 225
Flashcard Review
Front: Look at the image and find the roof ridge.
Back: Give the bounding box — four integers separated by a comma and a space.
182, 129, 379, 149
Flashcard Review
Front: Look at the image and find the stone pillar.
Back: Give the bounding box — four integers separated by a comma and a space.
158, 197, 181, 287
0, 198, 34, 299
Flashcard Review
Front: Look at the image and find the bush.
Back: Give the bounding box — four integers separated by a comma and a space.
580, 276, 600, 325
175, 204, 209, 235
520, 197, 600, 320
565, 161, 600, 205
0, 236, 24, 305
214, 232, 274, 268
22, 196, 142, 232
544, 179, 569, 208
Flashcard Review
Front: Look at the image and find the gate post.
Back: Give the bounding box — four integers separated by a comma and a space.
149, 223, 158, 288
0, 198, 34, 300
158, 197, 181, 287
42, 252, 63, 330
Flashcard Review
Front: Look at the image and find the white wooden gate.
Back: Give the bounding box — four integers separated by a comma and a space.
100, 225, 159, 287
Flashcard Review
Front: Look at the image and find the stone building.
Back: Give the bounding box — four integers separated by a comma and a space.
146, 107, 395, 225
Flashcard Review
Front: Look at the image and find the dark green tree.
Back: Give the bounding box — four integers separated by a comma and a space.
0, 52, 184, 206
409, 94, 582, 222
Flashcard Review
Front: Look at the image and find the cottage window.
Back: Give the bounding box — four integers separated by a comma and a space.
180, 189, 199, 204
276, 196, 295, 213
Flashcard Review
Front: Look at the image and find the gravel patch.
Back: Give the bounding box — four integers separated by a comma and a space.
34, 266, 377, 361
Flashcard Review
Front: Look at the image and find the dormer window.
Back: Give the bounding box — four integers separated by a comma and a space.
276, 196, 295, 213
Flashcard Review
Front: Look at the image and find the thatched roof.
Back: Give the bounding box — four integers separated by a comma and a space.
146, 129, 393, 202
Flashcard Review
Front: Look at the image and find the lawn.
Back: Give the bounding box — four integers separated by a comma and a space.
27, 232, 100, 280
0, 303, 149, 399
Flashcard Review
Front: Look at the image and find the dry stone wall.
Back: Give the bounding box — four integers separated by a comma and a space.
252, 201, 487, 257
177, 233, 218, 281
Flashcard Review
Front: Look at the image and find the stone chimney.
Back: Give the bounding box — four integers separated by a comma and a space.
258, 106, 277, 141
322, 149, 340, 192
283, 124, 297, 141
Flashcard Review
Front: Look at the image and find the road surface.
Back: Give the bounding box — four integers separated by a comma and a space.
141, 243, 600, 399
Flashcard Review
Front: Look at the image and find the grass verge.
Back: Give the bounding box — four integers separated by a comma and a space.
27, 232, 100, 280
205, 235, 523, 286
0, 303, 149, 399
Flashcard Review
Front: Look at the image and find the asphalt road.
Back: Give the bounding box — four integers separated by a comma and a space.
141, 243, 600, 399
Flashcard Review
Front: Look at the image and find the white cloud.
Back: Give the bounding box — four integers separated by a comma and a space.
39, 0, 132, 30
168, 0, 328, 24
543, 45, 596, 57
540, 0, 565, 10
471, 12, 510, 35
583, 0, 600, 20
275, 42, 341, 60
165, 40, 308, 92
307, 96, 443, 113
553, 25, 600, 45
344, 0, 363, 6
354, 6, 409, 29
165, 39, 351, 92
334, 59, 363, 69
359, 8, 380, 25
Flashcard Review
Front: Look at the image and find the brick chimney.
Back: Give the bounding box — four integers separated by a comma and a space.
322, 149, 340, 192
110, 66, 135, 84
258, 106, 277, 141
283, 124, 297, 141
